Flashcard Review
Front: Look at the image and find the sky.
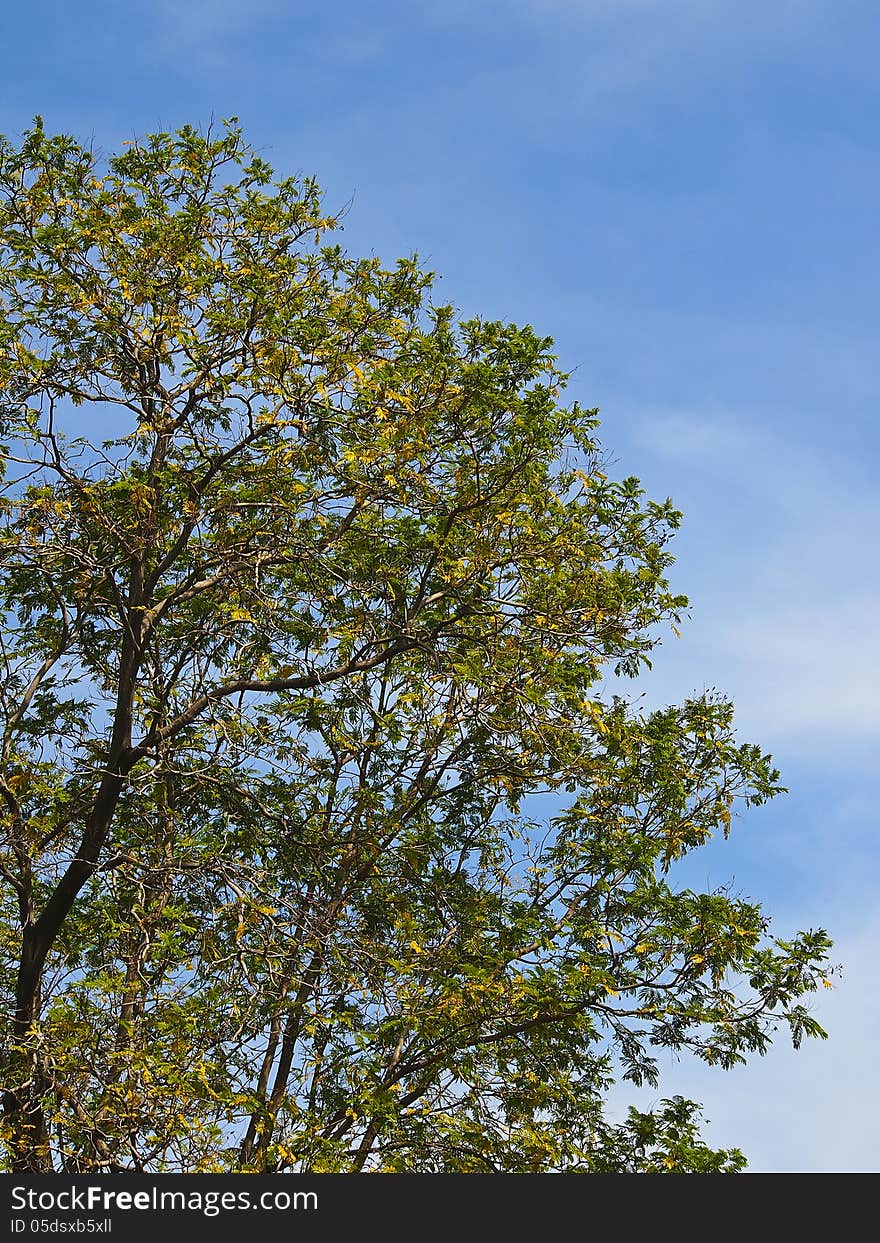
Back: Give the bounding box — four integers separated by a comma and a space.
1, 0, 877, 1171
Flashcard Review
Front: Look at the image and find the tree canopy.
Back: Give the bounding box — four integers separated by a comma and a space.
0, 119, 831, 1173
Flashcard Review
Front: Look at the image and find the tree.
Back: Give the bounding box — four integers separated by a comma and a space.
0, 118, 831, 1174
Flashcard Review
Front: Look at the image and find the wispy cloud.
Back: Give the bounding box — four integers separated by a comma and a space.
148, 0, 289, 77
617, 405, 880, 754
155, 0, 283, 40
711, 602, 880, 741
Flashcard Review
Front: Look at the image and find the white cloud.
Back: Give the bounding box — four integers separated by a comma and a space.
616, 405, 880, 753
711, 603, 880, 740
155, 0, 282, 39
148, 0, 288, 77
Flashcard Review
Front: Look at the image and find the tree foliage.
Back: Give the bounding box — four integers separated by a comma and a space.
0, 119, 831, 1172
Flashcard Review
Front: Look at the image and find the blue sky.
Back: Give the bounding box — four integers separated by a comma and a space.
2, 0, 877, 1171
